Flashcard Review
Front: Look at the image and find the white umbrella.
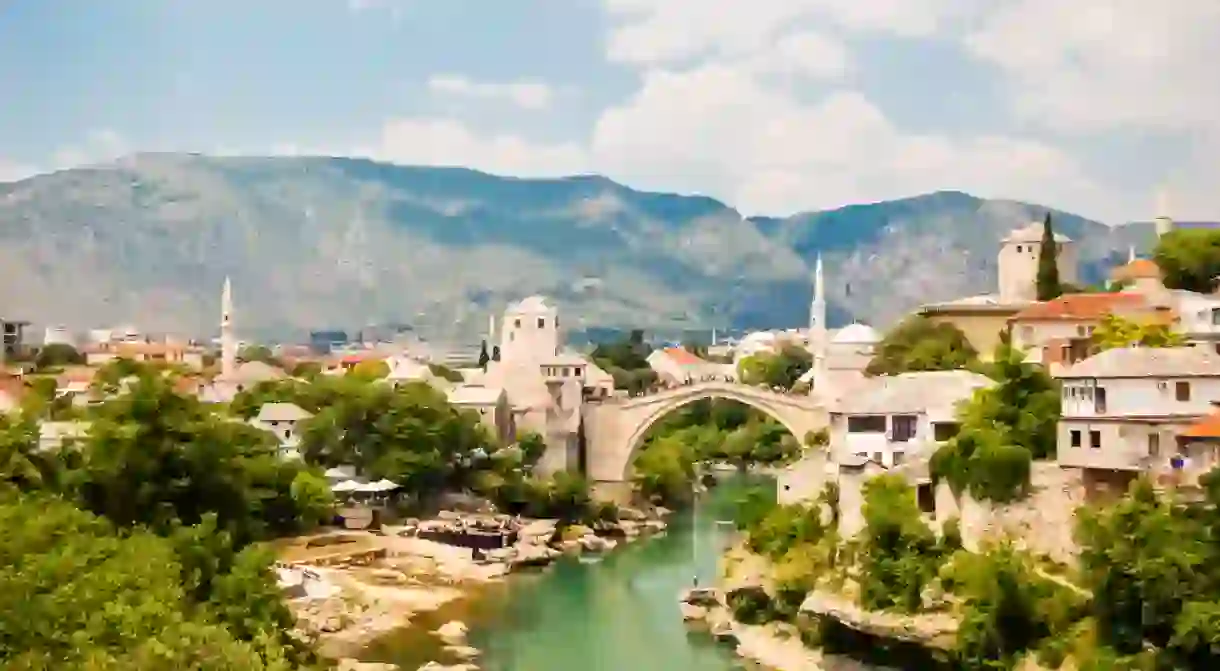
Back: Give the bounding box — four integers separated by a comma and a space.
373, 478, 400, 491
331, 480, 362, 493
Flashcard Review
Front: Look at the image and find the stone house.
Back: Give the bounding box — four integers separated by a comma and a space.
777, 370, 991, 504
250, 402, 314, 458
82, 341, 206, 369
1009, 292, 1171, 365
446, 385, 512, 445
1054, 346, 1220, 500
647, 347, 718, 385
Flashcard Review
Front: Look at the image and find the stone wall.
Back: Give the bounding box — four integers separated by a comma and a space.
937, 462, 1083, 564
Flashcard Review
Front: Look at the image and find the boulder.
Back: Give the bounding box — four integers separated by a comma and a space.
680, 602, 709, 622
435, 620, 468, 645
443, 645, 480, 660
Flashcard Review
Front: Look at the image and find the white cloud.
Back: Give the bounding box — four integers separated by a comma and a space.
0, 159, 38, 183
52, 129, 129, 170
369, 118, 587, 177
427, 74, 555, 110
965, 1, 1220, 134
602, 0, 972, 65
588, 64, 1102, 217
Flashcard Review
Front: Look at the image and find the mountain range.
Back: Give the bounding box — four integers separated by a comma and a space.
0, 153, 1156, 342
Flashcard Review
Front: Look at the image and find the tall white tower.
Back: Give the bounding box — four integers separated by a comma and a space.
1155, 186, 1173, 238
220, 276, 237, 379
808, 255, 828, 390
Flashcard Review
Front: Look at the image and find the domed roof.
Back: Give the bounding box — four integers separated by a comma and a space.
831, 322, 881, 345
508, 295, 555, 313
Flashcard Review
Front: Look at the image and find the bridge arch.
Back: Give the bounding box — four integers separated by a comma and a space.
583, 381, 827, 488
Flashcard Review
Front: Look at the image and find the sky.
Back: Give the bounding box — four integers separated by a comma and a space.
2, 0, 1218, 224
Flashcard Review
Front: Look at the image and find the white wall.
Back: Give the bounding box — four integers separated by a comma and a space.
998, 239, 1079, 303
1012, 320, 1093, 354
500, 303, 559, 364
1057, 419, 1184, 471
1061, 376, 1220, 418
1176, 293, 1220, 335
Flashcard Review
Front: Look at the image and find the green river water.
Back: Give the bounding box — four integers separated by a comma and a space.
362, 476, 883, 671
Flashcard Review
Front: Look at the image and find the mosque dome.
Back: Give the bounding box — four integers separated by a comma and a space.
831, 322, 881, 345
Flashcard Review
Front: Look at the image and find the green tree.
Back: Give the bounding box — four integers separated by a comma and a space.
238, 345, 279, 366
931, 342, 1059, 502
857, 475, 943, 613
349, 358, 390, 380
0, 494, 303, 670
1091, 313, 1186, 351
1036, 212, 1063, 301
866, 316, 979, 376
737, 344, 812, 389
516, 431, 548, 466
71, 372, 317, 543
1154, 228, 1220, 293
299, 379, 493, 498
34, 342, 83, 369
0, 413, 45, 490
478, 340, 491, 369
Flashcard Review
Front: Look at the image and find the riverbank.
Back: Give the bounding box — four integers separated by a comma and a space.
277, 509, 670, 670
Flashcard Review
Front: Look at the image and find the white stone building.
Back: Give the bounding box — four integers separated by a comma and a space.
250, 402, 314, 458
446, 385, 512, 445
997, 220, 1079, 304
452, 295, 615, 474
832, 370, 992, 468
647, 347, 729, 385
1055, 347, 1220, 487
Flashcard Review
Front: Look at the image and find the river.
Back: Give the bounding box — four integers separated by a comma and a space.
363, 476, 882, 671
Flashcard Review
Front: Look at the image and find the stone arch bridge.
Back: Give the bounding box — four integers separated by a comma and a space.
582, 380, 827, 501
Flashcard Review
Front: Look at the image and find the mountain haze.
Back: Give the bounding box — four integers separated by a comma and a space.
0, 154, 1154, 341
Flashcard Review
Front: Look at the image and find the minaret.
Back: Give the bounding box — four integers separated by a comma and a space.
1128, 245, 1137, 263
809, 255, 828, 392
1155, 186, 1173, 238
487, 313, 496, 343
220, 276, 236, 379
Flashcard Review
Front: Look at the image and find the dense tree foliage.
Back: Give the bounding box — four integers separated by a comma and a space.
737, 344, 812, 389
34, 342, 84, 370
1036, 212, 1063, 301
1091, 313, 1186, 351
1154, 228, 1220, 293
0, 493, 308, 670
856, 475, 948, 612
591, 329, 658, 394
931, 342, 1059, 502
348, 358, 390, 380
865, 316, 979, 377
631, 399, 800, 504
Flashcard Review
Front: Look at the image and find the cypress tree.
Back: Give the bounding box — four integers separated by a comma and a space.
1036, 212, 1062, 301
477, 340, 490, 370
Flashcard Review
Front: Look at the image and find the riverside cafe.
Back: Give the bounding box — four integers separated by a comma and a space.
326, 469, 402, 530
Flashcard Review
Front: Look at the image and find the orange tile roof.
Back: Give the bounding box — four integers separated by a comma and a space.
1110, 258, 1161, 281
662, 347, 706, 366
1012, 292, 1152, 321
1181, 412, 1220, 439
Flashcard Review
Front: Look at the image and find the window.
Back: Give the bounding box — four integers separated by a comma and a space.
562, 367, 570, 377
892, 452, 904, 465
575, 367, 583, 377
783, 484, 791, 491
873, 452, 883, 463
1148, 432, 1161, 457
537, 317, 546, 329
891, 415, 917, 442
1212, 308, 1220, 326
933, 422, 959, 442
283, 429, 291, 440
1176, 381, 1192, 402
847, 415, 886, 433
1094, 387, 1107, 414
509, 332, 515, 342
514, 318, 521, 328
1016, 245, 1023, 253
1089, 430, 1101, 449
1076, 326, 1086, 337
1070, 430, 1082, 448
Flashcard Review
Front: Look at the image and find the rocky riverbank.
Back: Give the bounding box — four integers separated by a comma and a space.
280, 508, 670, 671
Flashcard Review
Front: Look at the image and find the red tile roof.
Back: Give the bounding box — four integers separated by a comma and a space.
661, 347, 706, 366
1181, 412, 1220, 439
1012, 292, 1154, 321
1110, 258, 1161, 281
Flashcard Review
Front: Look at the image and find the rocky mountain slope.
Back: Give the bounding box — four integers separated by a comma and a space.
0, 154, 1153, 341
